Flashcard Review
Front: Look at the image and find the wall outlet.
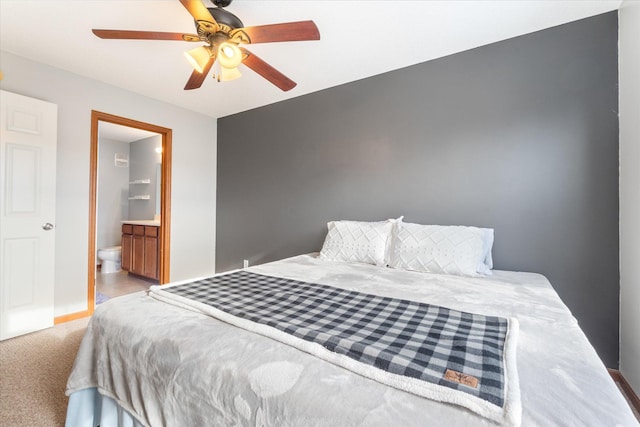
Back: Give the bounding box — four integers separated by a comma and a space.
243, 259, 249, 268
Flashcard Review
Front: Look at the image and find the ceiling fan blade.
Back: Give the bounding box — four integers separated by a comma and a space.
92, 29, 200, 42
179, 0, 217, 24
240, 48, 296, 92
184, 55, 215, 90
231, 20, 320, 44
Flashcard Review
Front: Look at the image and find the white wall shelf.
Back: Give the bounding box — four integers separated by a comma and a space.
129, 179, 150, 184
128, 195, 150, 200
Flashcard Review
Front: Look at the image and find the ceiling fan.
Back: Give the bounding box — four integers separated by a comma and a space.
92, 0, 320, 91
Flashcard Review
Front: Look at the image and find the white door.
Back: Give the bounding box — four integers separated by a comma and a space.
0, 90, 57, 340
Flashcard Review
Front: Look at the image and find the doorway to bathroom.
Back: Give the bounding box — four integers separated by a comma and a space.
87, 111, 172, 311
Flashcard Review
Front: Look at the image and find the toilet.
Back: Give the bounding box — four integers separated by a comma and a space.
97, 246, 122, 274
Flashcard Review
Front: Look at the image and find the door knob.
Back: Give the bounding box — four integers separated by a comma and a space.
42, 223, 54, 231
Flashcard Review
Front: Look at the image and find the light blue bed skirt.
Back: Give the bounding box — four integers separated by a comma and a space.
65, 388, 145, 427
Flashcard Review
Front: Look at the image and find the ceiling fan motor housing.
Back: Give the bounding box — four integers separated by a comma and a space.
212, 0, 232, 8
208, 7, 243, 30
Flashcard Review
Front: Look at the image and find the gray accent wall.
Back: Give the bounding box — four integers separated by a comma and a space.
217, 13, 619, 367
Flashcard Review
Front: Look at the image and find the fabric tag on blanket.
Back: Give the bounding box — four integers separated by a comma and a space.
150, 271, 521, 426
445, 369, 479, 388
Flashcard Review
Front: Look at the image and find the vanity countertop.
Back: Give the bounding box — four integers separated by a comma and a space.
122, 220, 160, 226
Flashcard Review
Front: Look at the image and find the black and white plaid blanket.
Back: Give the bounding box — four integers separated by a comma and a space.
152, 270, 518, 423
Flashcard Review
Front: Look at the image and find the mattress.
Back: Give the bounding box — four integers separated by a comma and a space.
65, 253, 638, 426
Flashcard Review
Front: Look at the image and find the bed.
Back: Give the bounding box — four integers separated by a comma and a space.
65, 220, 639, 427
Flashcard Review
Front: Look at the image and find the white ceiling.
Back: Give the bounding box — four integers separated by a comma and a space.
0, 0, 622, 119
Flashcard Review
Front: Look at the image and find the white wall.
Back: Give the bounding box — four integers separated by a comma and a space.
97, 137, 129, 251
128, 135, 162, 221
619, 0, 640, 393
0, 51, 217, 317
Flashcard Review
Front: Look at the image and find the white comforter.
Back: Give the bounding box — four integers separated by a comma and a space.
66, 254, 638, 426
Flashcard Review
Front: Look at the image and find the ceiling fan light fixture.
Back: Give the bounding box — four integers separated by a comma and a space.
184, 45, 212, 73
217, 42, 242, 69
217, 65, 242, 82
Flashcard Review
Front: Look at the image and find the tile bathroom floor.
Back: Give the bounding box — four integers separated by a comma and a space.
96, 270, 156, 300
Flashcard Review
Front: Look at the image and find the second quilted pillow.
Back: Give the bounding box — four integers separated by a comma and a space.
388, 221, 486, 277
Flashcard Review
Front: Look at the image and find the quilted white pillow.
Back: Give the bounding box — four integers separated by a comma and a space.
319, 220, 394, 266
478, 228, 494, 275
388, 221, 486, 277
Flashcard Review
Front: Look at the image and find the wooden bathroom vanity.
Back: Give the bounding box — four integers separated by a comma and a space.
121, 222, 160, 280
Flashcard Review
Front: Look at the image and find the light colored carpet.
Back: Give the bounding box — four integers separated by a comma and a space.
0, 273, 149, 426
0, 317, 89, 426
